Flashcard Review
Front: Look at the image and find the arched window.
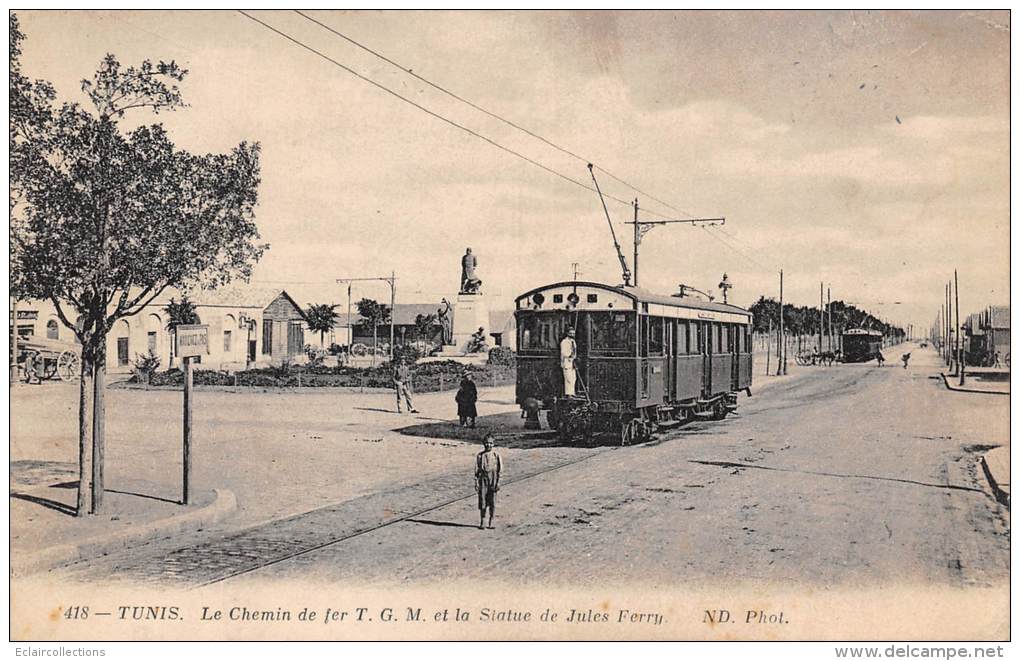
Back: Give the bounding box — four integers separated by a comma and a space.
115, 319, 130, 367
46, 319, 59, 340
223, 314, 236, 354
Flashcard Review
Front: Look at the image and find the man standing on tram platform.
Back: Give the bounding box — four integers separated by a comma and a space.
560, 327, 577, 396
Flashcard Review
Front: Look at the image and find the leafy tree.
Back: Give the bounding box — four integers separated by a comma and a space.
305, 303, 340, 346
355, 298, 391, 352
414, 313, 437, 343
10, 16, 267, 514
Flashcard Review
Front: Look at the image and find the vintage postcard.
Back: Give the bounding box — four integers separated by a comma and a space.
8, 9, 1010, 646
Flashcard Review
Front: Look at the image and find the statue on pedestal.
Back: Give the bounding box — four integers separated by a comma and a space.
460, 247, 482, 294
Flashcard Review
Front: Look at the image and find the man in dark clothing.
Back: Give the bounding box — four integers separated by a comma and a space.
456, 372, 478, 427
475, 434, 502, 529
393, 362, 417, 413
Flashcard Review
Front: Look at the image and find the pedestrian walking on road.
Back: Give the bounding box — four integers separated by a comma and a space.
901, 353, 911, 369
475, 434, 502, 530
876, 351, 886, 367
456, 372, 478, 427
393, 361, 417, 413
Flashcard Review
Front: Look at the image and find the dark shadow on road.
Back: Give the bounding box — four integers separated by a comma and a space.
11, 491, 77, 516
396, 411, 570, 449
406, 518, 480, 529
690, 460, 985, 494
106, 488, 179, 505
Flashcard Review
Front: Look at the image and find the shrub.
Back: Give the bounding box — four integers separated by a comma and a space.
131, 350, 161, 383
487, 346, 516, 367
391, 343, 424, 366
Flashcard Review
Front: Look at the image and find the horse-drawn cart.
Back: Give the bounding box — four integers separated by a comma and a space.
17, 336, 81, 382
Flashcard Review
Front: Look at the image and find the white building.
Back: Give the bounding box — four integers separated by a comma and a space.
11, 287, 309, 375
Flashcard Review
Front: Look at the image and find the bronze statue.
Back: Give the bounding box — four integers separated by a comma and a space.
460, 247, 482, 294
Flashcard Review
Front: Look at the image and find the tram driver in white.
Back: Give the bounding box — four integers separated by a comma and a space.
560, 327, 577, 396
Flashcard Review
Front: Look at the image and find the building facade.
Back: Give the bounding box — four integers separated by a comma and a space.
11, 287, 308, 375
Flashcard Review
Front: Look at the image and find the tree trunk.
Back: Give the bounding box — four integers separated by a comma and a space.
76, 349, 95, 517
91, 333, 107, 513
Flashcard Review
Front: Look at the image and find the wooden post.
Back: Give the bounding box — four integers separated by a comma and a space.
766, 318, 772, 376
778, 270, 786, 375
183, 355, 193, 505
818, 282, 824, 354
955, 270, 964, 386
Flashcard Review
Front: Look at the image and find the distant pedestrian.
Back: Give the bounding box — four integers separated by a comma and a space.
475, 434, 502, 530
876, 351, 886, 367
456, 372, 478, 427
392, 361, 417, 413
994, 351, 1002, 367
901, 353, 911, 369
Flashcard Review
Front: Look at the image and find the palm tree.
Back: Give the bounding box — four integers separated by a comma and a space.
305, 303, 340, 346
164, 295, 200, 363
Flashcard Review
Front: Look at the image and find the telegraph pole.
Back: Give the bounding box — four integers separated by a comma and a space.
779, 270, 786, 375
337, 274, 398, 364
826, 286, 832, 351
818, 282, 824, 353
627, 198, 724, 288
955, 270, 962, 383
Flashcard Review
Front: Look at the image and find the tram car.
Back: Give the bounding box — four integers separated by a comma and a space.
840, 328, 883, 363
515, 281, 753, 444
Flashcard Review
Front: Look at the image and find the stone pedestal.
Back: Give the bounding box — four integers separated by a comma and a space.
451, 293, 490, 354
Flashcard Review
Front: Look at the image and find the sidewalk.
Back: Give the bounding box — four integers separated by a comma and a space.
940, 372, 1010, 396
11, 460, 236, 576
980, 447, 1010, 508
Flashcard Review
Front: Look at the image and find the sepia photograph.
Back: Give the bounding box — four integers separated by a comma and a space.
7, 8, 1011, 649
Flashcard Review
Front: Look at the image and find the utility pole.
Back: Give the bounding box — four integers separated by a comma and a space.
955, 270, 963, 384
779, 270, 786, 375
627, 198, 724, 288
827, 286, 832, 352
337, 274, 398, 364
819, 282, 824, 353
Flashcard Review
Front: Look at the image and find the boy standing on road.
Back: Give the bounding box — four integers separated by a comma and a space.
475, 435, 502, 530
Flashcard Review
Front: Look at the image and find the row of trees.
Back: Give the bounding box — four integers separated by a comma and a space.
303, 300, 439, 346
748, 296, 905, 339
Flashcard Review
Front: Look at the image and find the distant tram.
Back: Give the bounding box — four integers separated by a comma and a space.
515, 281, 753, 444
840, 328, 883, 363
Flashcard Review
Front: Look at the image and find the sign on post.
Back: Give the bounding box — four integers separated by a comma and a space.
176, 324, 207, 505
175, 324, 209, 358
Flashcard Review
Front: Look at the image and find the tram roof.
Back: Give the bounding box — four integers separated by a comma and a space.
515, 281, 751, 317
843, 328, 883, 336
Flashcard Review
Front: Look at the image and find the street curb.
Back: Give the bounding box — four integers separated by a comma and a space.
940, 372, 1009, 396
979, 455, 1010, 509
11, 488, 237, 577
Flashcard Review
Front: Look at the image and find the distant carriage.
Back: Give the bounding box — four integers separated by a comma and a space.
840, 328, 883, 363
515, 281, 753, 444
16, 336, 81, 381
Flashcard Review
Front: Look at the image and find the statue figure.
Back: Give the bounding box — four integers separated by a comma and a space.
437, 298, 453, 346
460, 247, 482, 294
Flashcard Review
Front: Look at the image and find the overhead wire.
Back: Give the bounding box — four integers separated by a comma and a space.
294, 9, 697, 222
238, 10, 676, 219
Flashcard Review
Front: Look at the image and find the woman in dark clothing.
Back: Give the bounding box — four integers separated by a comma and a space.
455, 372, 479, 427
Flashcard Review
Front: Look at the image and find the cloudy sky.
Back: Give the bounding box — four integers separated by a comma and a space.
16, 10, 1010, 331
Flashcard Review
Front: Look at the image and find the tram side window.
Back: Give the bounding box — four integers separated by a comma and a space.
648, 317, 664, 356
590, 312, 633, 353
677, 321, 689, 354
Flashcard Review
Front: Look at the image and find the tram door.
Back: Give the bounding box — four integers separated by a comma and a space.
663, 321, 674, 403
699, 321, 711, 398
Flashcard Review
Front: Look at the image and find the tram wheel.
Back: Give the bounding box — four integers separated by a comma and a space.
711, 401, 728, 421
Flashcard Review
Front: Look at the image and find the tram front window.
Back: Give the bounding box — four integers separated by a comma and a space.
519, 312, 567, 352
